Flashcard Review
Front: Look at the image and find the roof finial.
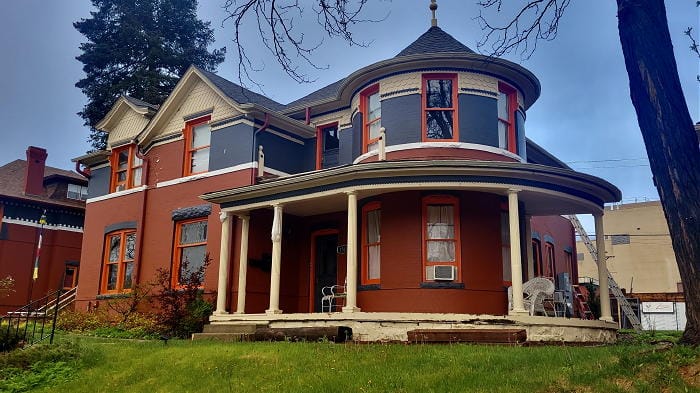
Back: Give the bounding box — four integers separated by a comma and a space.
430, 0, 438, 27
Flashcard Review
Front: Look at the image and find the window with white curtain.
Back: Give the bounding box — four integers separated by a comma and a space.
423, 195, 461, 281
362, 202, 381, 284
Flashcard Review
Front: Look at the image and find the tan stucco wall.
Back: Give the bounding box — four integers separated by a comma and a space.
577, 201, 680, 294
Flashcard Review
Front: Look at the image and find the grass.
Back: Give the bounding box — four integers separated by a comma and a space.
4, 332, 699, 393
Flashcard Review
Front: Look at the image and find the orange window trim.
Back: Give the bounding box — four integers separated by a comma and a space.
360, 84, 380, 153
422, 73, 459, 142
101, 229, 135, 294
316, 122, 339, 170
172, 217, 208, 288
498, 82, 518, 154
110, 145, 134, 192
421, 195, 462, 282
361, 201, 381, 285
183, 115, 211, 176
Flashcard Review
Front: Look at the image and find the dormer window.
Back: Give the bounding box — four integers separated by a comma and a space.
184, 116, 211, 176
361, 85, 381, 153
423, 74, 458, 141
498, 82, 517, 153
110, 145, 142, 192
67, 184, 88, 200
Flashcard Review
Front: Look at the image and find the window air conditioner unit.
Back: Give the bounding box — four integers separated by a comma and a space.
426, 265, 456, 281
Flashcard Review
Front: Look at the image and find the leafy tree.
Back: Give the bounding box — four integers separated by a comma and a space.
225, 1, 700, 344
75, 0, 226, 151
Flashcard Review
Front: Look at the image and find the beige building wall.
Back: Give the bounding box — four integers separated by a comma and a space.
577, 201, 681, 294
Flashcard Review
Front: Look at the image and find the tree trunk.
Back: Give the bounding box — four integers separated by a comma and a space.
617, 0, 700, 344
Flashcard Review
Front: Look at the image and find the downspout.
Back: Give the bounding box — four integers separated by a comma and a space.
132, 142, 149, 284
250, 113, 270, 185
75, 162, 91, 179
305, 107, 311, 125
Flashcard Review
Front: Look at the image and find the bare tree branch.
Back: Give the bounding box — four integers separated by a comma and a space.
474, 0, 570, 59
222, 0, 385, 88
684, 26, 700, 82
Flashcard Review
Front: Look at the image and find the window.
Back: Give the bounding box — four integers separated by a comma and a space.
110, 145, 142, 192
172, 218, 208, 287
184, 116, 211, 175
500, 211, 511, 284
544, 242, 556, 279
423, 74, 458, 141
361, 202, 381, 285
102, 230, 136, 293
532, 239, 543, 276
361, 85, 381, 153
497, 82, 517, 153
66, 184, 88, 200
316, 123, 339, 169
422, 195, 461, 281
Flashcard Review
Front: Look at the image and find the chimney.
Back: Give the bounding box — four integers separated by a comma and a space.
25, 146, 47, 195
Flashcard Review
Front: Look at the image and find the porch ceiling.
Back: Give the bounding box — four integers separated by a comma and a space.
202, 160, 622, 217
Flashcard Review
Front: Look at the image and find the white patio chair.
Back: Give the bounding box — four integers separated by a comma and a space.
321, 284, 346, 312
509, 277, 555, 316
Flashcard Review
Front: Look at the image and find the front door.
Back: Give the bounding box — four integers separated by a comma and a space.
314, 234, 338, 312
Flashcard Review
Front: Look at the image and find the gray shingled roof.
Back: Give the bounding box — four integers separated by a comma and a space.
395, 26, 474, 57
284, 78, 346, 110
123, 95, 159, 110
197, 67, 285, 112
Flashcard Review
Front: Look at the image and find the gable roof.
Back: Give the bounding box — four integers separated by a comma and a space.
0, 160, 86, 209
395, 26, 474, 57
123, 95, 159, 111
196, 67, 285, 112
284, 78, 346, 111
96, 95, 157, 133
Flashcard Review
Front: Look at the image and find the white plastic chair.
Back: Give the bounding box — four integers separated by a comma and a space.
321, 284, 346, 312
508, 277, 555, 316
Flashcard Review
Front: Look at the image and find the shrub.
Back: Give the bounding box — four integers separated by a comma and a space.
151, 253, 213, 338
0, 341, 85, 392
0, 328, 22, 352
56, 309, 159, 339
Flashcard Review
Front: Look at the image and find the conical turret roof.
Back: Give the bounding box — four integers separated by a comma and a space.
395, 26, 475, 57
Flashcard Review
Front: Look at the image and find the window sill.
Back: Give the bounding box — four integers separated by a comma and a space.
420, 282, 465, 289
96, 293, 131, 300
358, 284, 381, 291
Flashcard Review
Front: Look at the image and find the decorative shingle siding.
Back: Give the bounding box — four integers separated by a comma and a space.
107, 109, 149, 148
156, 79, 241, 141
458, 73, 498, 97
380, 73, 421, 99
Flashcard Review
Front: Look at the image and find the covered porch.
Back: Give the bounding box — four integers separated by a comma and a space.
202, 160, 621, 343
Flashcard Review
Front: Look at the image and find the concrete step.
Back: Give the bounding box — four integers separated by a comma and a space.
191, 332, 255, 342
202, 323, 266, 334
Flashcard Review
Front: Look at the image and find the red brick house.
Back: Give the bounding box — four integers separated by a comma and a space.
75, 23, 620, 342
0, 147, 86, 313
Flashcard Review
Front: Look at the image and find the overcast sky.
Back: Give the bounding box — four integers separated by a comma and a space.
1, 1, 698, 214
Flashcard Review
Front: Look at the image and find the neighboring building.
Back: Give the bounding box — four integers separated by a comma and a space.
0, 147, 86, 313
75, 17, 621, 342
577, 201, 686, 330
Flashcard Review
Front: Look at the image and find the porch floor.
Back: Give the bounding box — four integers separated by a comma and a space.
208, 312, 618, 344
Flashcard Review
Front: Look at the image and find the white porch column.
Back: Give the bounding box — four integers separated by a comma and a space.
214, 211, 232, 315
342, 191, 360, 312
508, 189, 527, 315
235, 214, 250, 314
524, 214, 534, 280
266, 204, 284, 315
595, 213, 613, 321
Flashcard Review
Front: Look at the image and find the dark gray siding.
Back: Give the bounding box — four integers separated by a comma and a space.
257, 131, 309, 174
210, 123, 255, 171
516, 111, 527, 160
303, 138, 317, 172
87, 166, 111, 198
381, 94, 421, 146
339, 127, 354, 165
351, 112, 362, 161
458, 94, 498, 147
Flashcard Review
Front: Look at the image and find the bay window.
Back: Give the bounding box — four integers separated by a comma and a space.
184, 116, 211, 175
422, 195, 461, 282
102, 230, 136, 293
361, 85, 381, 153
423, 74, 458, 141
361, 202, 381, 285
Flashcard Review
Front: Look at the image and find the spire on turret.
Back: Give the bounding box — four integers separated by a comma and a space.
430, 0, 438, 27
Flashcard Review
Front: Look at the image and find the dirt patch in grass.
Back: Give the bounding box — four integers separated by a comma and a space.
678, 361, 700, 387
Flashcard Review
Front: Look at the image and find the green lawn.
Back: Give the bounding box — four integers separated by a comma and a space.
5, 333, 700, 393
